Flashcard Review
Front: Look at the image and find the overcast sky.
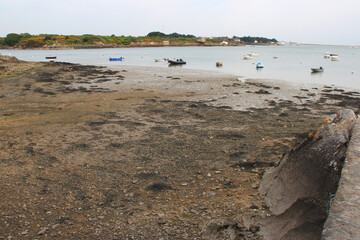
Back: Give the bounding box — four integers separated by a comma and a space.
1, 0, 359, 45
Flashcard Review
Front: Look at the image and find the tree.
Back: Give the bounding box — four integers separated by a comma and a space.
147, 31, 166, 37
4, 33, 21, 46
20, 33, 32, 39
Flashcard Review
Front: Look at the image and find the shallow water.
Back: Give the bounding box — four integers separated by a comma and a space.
1, 45, 359, 89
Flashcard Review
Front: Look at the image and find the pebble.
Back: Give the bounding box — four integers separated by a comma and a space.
158, 217, 167, 224
251, 182, 260, 189
52, 224, 60, 229
37, 227, 49, 235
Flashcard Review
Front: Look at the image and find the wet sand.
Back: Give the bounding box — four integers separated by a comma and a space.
1, 58, 359, 239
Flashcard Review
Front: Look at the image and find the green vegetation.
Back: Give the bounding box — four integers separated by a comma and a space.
0, 32, 277, 48
233, 36, 278, 44
4, 33, 22, 46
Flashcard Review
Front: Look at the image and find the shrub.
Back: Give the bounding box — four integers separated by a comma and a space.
4, 33, 21, 46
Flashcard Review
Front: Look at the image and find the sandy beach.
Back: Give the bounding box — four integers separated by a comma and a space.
1, 56, 359, 239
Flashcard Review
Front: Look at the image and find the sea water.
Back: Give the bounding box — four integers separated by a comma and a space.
1, 45, 359, 89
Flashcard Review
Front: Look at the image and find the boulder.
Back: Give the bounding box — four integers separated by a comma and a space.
256, 109, 357, 239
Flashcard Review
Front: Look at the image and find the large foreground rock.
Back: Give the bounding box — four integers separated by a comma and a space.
257, 109, 357, 239
322, 116, 360, 239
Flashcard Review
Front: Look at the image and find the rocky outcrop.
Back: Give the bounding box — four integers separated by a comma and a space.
322, 116, 360, 239
203, 109, 358, 240
0, 54, 22, 63
256, 109, 357, 239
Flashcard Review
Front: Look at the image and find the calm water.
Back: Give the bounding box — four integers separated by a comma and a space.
1, 45, 359, 89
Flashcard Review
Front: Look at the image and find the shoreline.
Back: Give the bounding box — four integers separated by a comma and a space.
2, 45, 359, 91
1, 43, 358, 51
0, 44, 248, 50
1, 58, 359, 238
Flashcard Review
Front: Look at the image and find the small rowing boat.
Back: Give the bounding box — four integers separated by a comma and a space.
168, 59, 186, 65
109, 57, 123, 61
242, 54, 253, 60
45, 56, 57, 59
256, 62, 264, 69
155, 58, 168, 62
311, 66, 324, 73
330, 54, 339, 61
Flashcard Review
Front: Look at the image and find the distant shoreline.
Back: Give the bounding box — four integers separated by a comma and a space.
0, 43, 286, 50
1, 43, 358, 50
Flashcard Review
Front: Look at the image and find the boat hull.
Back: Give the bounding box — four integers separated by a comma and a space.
256, 63, 264, 68
155, 58, 168, 62
109, 57, 123, 61
168, 60, 186, 65
311, 68, 324, 73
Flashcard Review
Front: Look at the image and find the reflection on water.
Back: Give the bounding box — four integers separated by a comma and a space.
1, 45, 359, 89
168, 64, 184, 68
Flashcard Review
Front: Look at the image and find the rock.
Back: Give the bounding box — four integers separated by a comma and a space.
203, 219, 249, 240
37, 227, 49, 235
256, 109, 357, 240
0, 55, 22, 63
259, 109, 357, 214
158, 217, 167, 224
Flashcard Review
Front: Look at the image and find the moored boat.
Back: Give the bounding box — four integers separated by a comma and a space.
45, 56, 57, 59
242, 54, 253, 60
109, 57, 123, 61
311, 66, 324, 73
155, 58, 168, 62
330, 54, 339, 61
168, 59, 186, 65
248, 52, 259, 57
256, 62, 264, 68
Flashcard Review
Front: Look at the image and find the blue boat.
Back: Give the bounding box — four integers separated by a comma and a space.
256, 62, 264, 68
109, 57, 123, 61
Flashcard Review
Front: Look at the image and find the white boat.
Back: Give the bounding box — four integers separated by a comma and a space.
330, 54, 339, 61
242, 54, 253, 60
248, 52, 259, 57
155, 58, 168, 62
324, 52, 331, 58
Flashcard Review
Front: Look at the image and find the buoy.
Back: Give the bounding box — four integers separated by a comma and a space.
216, 62, 223, 67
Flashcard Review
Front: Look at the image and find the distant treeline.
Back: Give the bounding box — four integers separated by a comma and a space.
0, 32, 277, 48
146, 31, 196, 38
234, 36, 278, 44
